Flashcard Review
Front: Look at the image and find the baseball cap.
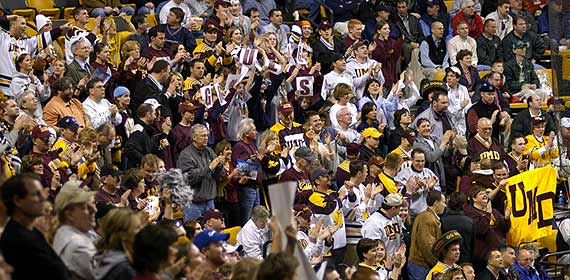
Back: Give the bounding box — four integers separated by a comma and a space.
193, 229, 229, 250
531, 116, 546, 126
57, 116, 80, 132
31, 125, 52, 139
445, 66, 461, 77
100, 164, 124, 177
203, 209, 224, 222
479, 82, 496, 93
143, 98, 162, 111
368, 156, 385, 167
311, 168, 331, 182
113, 86, 130, 98
402, 129, 417, 144
279, 103, 294, 114
347, 143, 361, 158
205, 24, 219, 33
294, 204, 313, 220
54, 180, 96, 214
223, 243, 243, 254
179, 101, 197, 114
513, 40, 530, 49
383, 193, 403, 207
319, 21, 332, 30
294, 146, 317, 162
362, 127, 381, 139
332, 53, 345, 63
352, 40, 369, 50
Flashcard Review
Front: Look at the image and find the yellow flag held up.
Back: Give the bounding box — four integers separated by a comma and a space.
505, 166, 557, 247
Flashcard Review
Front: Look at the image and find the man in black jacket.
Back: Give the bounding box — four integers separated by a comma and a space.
392, 0, 422, 66
132, 60, 177, 117
124, 103, 168, 168
441, 192, 475, 265
476, 250, 508, 280
0, 174, 72, 280
511, 94, 556, 137
502, 16, 545, 63
477, 19, 504, 67
313, 21, 346, 75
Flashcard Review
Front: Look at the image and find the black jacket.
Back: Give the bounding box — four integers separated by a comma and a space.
476, 267, 509, 280
476, 33, 504, 66
392, 13, 422, 43
511, 109, 556, 137
132, 75, 173, 117
503, 58, 540, 94
313, 36, 346, 75
441, 209, 476, 265
124, 119, 165, 168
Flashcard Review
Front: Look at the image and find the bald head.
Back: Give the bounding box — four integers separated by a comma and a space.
477, 118, 493, 139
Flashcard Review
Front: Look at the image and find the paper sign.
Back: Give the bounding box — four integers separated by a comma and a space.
236, 160, 260, 180
296, 76, 314, 96
268, 182, 318, 280
200, 84, 214, 109
239, 48, 259, 69
296, 42, 308, 65
213, 83, 227, 106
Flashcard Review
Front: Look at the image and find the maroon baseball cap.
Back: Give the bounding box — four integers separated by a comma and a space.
294, 204, 312, 220
279, 103, 294, 114
31, 125, 52, 139
203, 209, 224, 222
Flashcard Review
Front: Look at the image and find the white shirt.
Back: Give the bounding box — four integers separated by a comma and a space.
159, 0, 192, 25
82, 97, 122, 129
446, 83, 471, 136
485, 11, 513, 40
448, 35, 478, 66
346, 57, 385, 100
53, 225, 99, 280
321, 71, 354, 100
237, 219, 269, 259
361, 210, 404, 256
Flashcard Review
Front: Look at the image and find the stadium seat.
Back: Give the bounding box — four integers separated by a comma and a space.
222, 226, 241, 245
53, 0, 79, 20
444, 0, 454, 10
0, 0, 36, 22
28, 0, 61, 19
146, 14, 157, 27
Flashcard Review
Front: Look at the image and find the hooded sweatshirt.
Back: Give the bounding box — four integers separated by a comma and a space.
93, 250, 136, 280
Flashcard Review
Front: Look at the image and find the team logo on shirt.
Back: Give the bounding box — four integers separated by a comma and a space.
384, 222, 401, 240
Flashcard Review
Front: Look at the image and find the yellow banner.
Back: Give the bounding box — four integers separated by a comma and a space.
505, 166, 557, 247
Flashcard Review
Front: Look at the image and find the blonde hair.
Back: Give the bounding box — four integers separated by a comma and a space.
121, 40, 140, 60
348, 19, 363, 30
78, 128, 98, 145
97, 208, 141, 252
333, 83, 352, 100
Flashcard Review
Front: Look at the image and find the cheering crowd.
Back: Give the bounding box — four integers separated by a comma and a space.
0, 0, 569, 279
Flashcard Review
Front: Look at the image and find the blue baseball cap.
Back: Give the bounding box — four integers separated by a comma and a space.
57, 116, 80, 131
113, 86, 130, 98
193, 230, 229, 250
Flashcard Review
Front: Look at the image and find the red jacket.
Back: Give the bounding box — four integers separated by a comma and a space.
452, 11, 484, 38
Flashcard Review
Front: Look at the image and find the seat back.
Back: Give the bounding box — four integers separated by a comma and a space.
221, 226, 241, 246
0, 0, 27, 10
28, 0, 55, 10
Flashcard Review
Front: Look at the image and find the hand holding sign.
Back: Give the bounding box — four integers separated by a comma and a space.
296, 76, 314, 96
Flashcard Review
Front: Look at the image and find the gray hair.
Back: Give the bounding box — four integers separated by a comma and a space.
17, 91, 35, 108
336, 107, 350, 120
461, 0, 475, 9
156, 169, 194, 208
251, 205, 269, 222
70, 39, 85, 54
237, 118, 255, 141
191, 124, 208, 140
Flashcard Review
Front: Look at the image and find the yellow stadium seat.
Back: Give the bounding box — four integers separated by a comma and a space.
222, 226, 241, 246
28, 0, 60, 18
24, 24, 37, 37
444, 0, 454, 10
64, 7, 75, 20
13, 9, 36, 22
479, 70, 490, 78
